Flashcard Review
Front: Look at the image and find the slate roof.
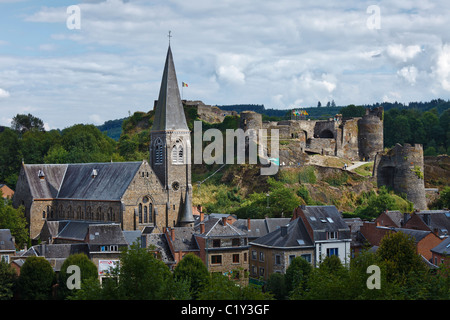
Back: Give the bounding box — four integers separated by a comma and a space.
301, 205, 351, 241
431, 237, 450, 255
170, 227, 199, 251
87, 224, 128, 245
233, 218, 291, 239
22, 164, 67, 199
250, 218, 313, 249
145, 232, 175, 265
392, 228, 432, 244
46, 220, 108, 242
151, 46, 189, 132
416, 210, 450, 237
22, 162, 143, 201
0, 229, 15, 251
57, 162, 141, 200
195, 216, 246, 238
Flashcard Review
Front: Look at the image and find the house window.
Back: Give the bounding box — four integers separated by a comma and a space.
251, 265, 257, 276
232, 238, 240, 247
244, 252, 247, 262
155, 138, 163, 165
213, 239, 221, 248
251, 250, 257, 260
275, 255, 281, 265
327, 248, 339, 257
1, 255, 10, 263
232, 254, 240, 264
259, 251, 264, 262
289, 255, 296, 265
211, 255, 222, 265
327, 231, 338, 240
259, 267, 265, 277
301, 254, 312, 263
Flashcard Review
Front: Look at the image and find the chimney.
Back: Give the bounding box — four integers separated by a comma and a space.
200, 223, 205, 234
222, 217, 227, 225
247, 218, 251, 231
200, 211, 204, 222
170, 228, 175, 242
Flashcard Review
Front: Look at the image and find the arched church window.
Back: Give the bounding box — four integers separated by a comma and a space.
172, 143, 184, 164
107, 207, 113, 221
139, 203, 142, 223
97, 207, 102, 220
144, 206, 148, 223
77, 206, 82, 220
155, 138, 163, 165
149, 203, 153, 223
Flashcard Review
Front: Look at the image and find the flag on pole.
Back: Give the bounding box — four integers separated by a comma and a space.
182, 82, 188, 87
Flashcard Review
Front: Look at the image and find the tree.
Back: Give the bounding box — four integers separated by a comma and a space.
0, 128, 21, 188
11, 113, 45, 134
376, 231, 426, 285
0, 198, 29, 248
173, 253, 209, 299
0, 260, 17, 300
266, 272, 287, 300
285, 256, 312, 295
58, 253, 99, 300
18, 257, 55, 300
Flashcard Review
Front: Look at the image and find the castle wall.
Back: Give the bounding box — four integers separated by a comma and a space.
374, 144, 427, 210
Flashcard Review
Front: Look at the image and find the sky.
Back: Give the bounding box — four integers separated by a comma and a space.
1, 0, 450, 130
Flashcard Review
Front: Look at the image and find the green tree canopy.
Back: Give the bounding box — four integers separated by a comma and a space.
173, 253, 209, 299
18, 257, 55, 300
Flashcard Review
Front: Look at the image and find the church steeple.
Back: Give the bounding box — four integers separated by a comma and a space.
151, 46, 189, 132
150, 44, 192, 228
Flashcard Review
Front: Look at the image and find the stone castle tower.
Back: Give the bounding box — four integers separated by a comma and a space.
373, 143, 427, 210
358, 106, 384, 161
150, 45, 194, 227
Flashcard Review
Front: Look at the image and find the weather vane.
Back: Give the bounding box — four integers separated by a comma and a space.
168, 30, 172, 45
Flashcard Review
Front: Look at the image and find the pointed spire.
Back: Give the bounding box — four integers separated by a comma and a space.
179, 187, 194, 226
152, 46, 189, 132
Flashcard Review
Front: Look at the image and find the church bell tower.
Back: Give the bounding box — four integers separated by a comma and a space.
150, 44, 194, 227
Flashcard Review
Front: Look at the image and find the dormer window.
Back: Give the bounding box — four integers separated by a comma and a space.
91, 169, 98, 178
327, 231, 338, 240
38, 170, 45, 180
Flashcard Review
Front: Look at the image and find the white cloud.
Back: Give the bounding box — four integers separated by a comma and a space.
386, 44, 422, 62
434, 44, 450, 91
0, 88, 10, 98
398, 65, 418, 84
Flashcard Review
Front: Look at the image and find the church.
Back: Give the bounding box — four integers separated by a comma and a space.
13, 46, 195, 241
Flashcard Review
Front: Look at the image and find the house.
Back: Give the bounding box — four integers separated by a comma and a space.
404, 210, 450, 239
293, 205, 352, 267
12, 45, 195, 242
0, 184, 14, 199
430, 237, 450, 267
0, 229, 16, 264
344, 217, 365, 258
249, 217, 314, 281
359, 223, 443, 262
194, 214, 250, 285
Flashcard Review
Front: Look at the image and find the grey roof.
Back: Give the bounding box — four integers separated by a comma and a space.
196, 216, 247, 238
145, 233, 175, 264
123, 230, 142, 246
87, 224, 128, 245
233, 218, 291, 239
151, 46, 189, 132
23, 164, 67, 199
393, 228, 432, 244
49, 220, 108, 242
57, 162, 141, 200
385, 210, 405, 227
179, 189, 195, 224
0, 229, 15, 251
28, 243, 90, 259
416, 210, 450, 237
170, 227, 199, 251
430, 237, 450, 255
250, 218, 313, 249
301, 205, 351, 241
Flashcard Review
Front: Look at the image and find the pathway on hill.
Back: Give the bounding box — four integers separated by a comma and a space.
346, 161, 368, 171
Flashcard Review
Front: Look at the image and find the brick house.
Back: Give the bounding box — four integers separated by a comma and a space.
404, 210, 450, 239
430, 237, 450, 267
359, 223, 444, 262
249, 217, 314, 281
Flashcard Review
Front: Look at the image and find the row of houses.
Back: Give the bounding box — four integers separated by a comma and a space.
1, 205, 450, 285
